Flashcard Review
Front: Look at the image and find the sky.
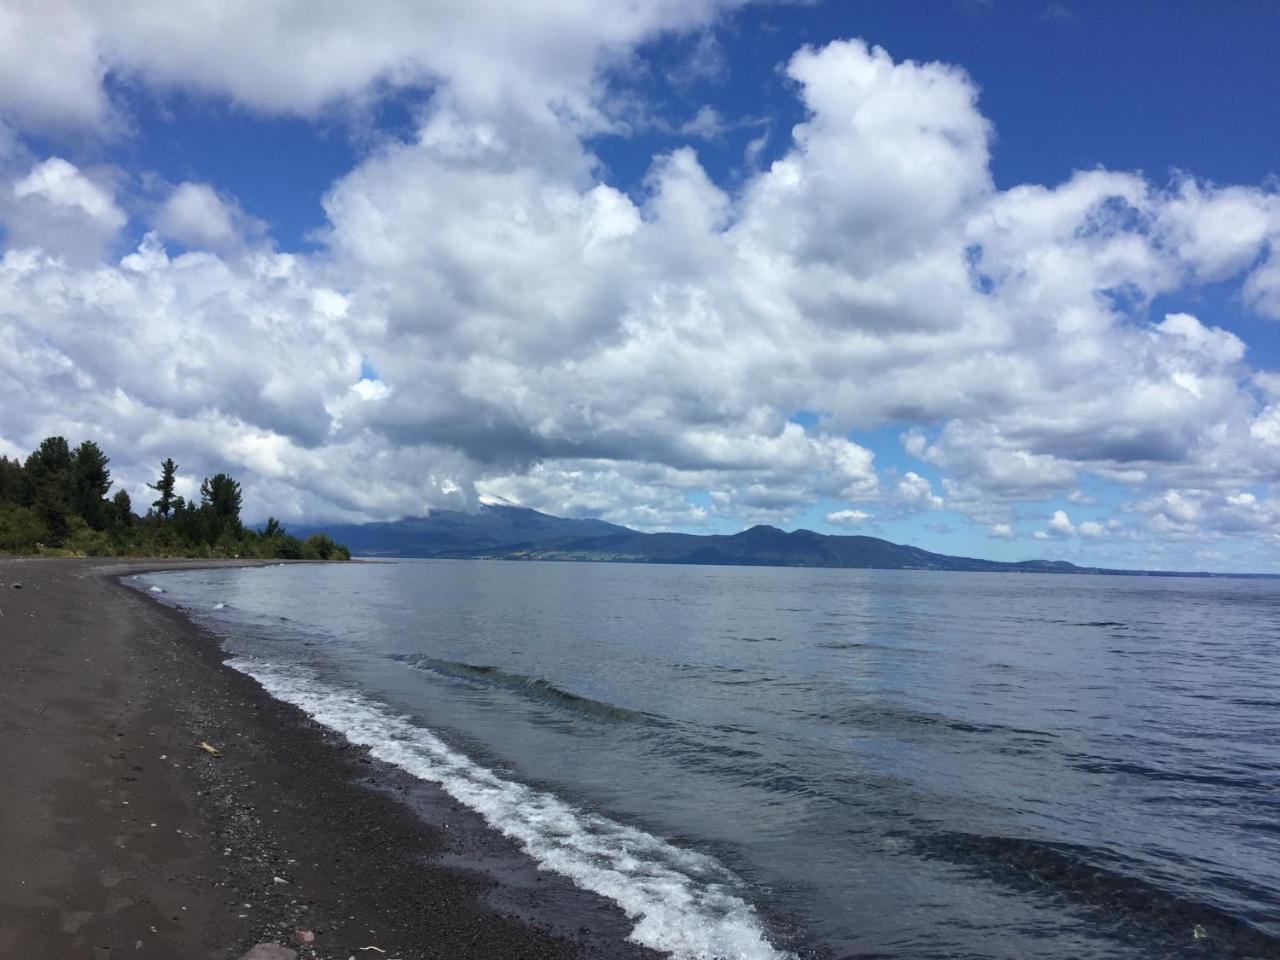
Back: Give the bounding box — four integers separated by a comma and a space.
1, 0, 1279, 572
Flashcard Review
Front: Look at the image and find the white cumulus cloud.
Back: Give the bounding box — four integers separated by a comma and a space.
0, 13, 1278, 564
154, 182, 244, 249
826, 509, 871, 526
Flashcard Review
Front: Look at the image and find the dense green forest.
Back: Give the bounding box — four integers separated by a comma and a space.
0, 436, 349, 560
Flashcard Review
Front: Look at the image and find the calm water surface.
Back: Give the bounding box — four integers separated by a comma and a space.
142, 560, 1280, 960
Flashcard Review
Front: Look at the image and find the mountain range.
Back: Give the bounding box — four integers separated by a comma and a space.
294, 503, 1266, 577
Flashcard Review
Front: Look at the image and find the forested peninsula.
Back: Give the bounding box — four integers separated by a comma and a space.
0, 436, 348, 560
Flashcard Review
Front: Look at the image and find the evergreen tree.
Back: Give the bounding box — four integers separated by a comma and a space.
0, 456, 23, 503
23, 437, 73, 545
71, 440, 112, 529
24, 436, 73, 507
263, 516, 284, 538
28, 436, 72, 472
112, 489, 134, 528
201, 473, 243, 525
148, 458, 178, 518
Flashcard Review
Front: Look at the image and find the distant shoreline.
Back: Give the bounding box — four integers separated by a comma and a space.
0, 557, 656, 960
344, 550, 1280, 581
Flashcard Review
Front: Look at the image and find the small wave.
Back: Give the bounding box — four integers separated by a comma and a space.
914, 830, 1279, 957
390, 654, 657, 726
1228, 697, 1280, 709
1066, 755, 1267, 791
813, 640, 931, 657
817, 700, 1054, 744
233, 659, 793, 960
213, 601, 227, 610
1007, 617, 1130, 629
148, 585, 164, 593
710, 675, 772, 688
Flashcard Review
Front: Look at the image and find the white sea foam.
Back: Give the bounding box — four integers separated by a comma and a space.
229, 657, 794, 960
213, 602, 226, 610
149, 585, 164, 593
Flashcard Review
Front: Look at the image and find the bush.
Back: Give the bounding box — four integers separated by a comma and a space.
64, 516, 113, 557
0, 503, 47, 552
301, 532, 348, 561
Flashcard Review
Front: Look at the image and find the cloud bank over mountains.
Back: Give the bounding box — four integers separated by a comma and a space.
1, 1, 1278, 568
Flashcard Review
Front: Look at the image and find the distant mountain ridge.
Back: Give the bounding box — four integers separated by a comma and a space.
295, 503, 629, 559
294, 504, 1273, 578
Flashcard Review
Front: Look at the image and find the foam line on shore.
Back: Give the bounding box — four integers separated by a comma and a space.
229, 657, 794, 960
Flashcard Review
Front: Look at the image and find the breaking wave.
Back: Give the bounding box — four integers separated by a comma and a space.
229, 657, 794, 960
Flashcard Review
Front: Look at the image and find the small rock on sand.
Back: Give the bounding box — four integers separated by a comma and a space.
241, 945, 297, 960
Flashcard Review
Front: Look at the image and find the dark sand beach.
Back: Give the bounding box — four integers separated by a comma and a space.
0, 558, 658, 960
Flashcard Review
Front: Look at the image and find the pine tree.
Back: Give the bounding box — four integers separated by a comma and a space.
112, 489, 134, 528
23, 436, 73, 507
148, 458, 178, 518
200, 473, 243, 530
0, 455, 23, 503
24, 437, 73, 545
71, 441, 112, 529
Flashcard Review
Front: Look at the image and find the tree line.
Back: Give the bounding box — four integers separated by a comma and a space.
0, 436, 349, 560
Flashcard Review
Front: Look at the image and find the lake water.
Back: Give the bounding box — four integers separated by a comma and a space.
139, 560, 1280, 960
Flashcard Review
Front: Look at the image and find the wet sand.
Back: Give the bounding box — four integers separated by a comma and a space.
0, 558, 658, 960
